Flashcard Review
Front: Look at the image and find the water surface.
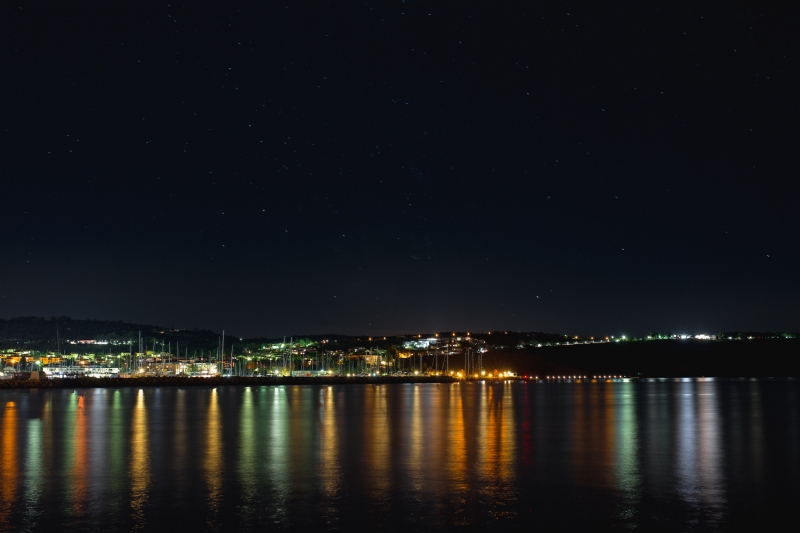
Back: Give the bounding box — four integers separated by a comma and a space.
1, 379, 798, 531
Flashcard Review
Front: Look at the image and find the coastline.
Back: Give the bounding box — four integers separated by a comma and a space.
0, 375, 459, 389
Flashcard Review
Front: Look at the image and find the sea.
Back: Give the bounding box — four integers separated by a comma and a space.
1, 379, 798, 532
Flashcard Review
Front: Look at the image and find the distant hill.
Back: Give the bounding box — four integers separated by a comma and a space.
2, 317, 797, 376
0, 317, 573, 352
481, 339, 800, 378
0, 316, 232, 351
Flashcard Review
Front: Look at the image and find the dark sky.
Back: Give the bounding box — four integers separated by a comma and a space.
2, 2, 798, 338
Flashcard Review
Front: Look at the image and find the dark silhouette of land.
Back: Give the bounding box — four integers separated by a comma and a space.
2, 317, 797, 381
480, 339, 799, 378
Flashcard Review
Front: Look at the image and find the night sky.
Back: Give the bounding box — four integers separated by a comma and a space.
2, 2, 798, 337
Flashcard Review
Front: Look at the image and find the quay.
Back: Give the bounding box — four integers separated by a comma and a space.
0, 374, 460, 389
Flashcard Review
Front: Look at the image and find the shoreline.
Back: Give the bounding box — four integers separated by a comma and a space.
0, 375, 460, 389
4, 375, 795, 390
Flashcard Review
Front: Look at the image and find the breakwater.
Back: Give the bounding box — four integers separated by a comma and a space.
0, 374, 458, 389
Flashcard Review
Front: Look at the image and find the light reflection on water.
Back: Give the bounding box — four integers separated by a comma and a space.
614, 383, 640, 521
23, 406, 43, 532
264, 385, 291, 526
129, 389, 149, 531
0, 379, 798, 532
317, 386, 340, 524
237, 386, 257, 528
70, 393, 89, 518
0, 402, 17, 529
675, 380, 727, 526
366, 385, 390, 498
205, 388, 223, 522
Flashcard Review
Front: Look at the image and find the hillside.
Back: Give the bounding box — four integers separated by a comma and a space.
0, 316, 232, 351
2, 317, 797, 377
480, 339, 800, 378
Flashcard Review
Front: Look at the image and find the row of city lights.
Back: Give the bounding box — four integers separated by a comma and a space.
545, 376, 623, 379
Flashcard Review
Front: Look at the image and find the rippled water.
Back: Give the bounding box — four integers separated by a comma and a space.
1, 379, 798, 532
